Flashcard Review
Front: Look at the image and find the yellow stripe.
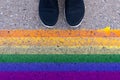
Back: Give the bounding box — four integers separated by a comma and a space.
0, 37, 120, 47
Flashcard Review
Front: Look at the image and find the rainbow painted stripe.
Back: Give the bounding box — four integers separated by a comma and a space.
0, 27, 120, 80
0, 27, 120, 48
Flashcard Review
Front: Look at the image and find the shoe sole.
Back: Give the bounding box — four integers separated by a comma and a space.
40, 20, 56, 28
69, 19, 84, 28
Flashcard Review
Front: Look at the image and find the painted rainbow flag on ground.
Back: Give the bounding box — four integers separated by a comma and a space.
1, 27, 120, 80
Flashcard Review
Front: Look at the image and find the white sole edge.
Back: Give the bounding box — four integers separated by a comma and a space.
69, 19, 84, 28
42, 22, 55, 28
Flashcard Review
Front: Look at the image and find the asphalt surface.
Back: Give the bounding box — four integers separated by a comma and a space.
0, 0, 120, 29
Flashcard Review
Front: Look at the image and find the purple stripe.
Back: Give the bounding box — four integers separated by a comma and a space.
0, 72, 120, 80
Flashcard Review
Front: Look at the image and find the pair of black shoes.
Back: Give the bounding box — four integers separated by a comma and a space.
39, 0, 85, 28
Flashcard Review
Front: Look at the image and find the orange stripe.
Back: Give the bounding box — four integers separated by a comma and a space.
0, 29, 120, 37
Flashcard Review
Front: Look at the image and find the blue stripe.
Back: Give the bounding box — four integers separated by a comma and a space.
0, 63, 120, 71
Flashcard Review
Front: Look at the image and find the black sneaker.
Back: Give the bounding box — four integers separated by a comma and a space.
39, 0, 59, 28
65, 0, 85, 28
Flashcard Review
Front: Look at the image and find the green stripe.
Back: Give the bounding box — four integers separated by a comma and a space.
0, 54, 120, 63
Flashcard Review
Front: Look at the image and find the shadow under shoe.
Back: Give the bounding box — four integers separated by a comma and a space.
39, 0, 59, 28
65, 0, 85, 28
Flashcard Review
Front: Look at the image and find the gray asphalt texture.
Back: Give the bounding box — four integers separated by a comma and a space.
0, 0, 120, 30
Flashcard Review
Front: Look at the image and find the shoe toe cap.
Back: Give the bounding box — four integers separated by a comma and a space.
40, 11, 59, 26
66, 9, 85, 27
